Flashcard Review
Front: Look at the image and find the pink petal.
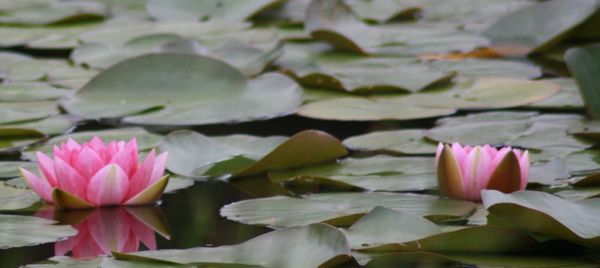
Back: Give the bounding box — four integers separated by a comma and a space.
65, 138, 82, 151
126, 150, 156, 200
36, 152, 57, 187
120, 230, 140, 253
109, 139, 138, 177
451, 143, 468, 166
149, 152, 168, 186
461, 147, 493, 201
86, 164, 130, 206
481, 144, 498, 159
73, 147, 105, 180
71, 232, 105, 257
130, 218, 157, 250
518, 150, 530, 190
54, 157, 87, 198
53, 145, 66, 162
20, 168, 53, 202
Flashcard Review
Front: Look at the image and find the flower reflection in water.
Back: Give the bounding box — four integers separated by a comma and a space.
36, 206, 170, 258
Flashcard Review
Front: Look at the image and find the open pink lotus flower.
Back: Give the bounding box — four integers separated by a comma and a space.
20, 137, 169, 209
435, 143, 529, 201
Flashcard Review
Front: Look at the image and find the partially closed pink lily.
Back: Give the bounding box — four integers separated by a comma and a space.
20, 137, 169, 209
435, 143, 529, 201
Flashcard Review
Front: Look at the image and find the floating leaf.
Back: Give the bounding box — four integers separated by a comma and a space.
0, 82, 69, 102
161, 129, 347, 177
0, 214, 76, 249
343, 129, 437, 154
0, 1, 107, 25
565, 44, 600, 119
269, 156, 437, 192
483, 190, 600, 248
0, 183, 39, 211
484, 0, 600, 55
221, 192, 475, 227
305, 0, 488, 56
146, 0, 283, 22
61, 54, 302, 126
344, 206, 546, 253
115, 224, 351, 268
527, 78, 584, 110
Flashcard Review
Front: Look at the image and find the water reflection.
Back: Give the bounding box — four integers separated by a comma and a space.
36, 206, 170, 258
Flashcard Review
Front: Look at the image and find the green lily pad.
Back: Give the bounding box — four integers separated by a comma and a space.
276, 43, 454, 92
0, 162, 36, 178
565, 44, 600, 119
482, 189, 600, 248
343, 129, 437, 154
114, 224, 351, 268
343, 206, 546, 253
161, 129, 347, 177
555, 187, 600, 201
298, 78, 559, 121
570, 121, 600, 140
146, 0, 283, 22
305, 0, 488, 56
0, 1, 107, 25
527, 78, 584, 110
0, 82, 70, 102
0, 183, 40, 211
484, 0, 600, 55
61, 54, 302, 126
0, 101, 58, 125
429, 59, 541, 80
0, 214, 76, 249
220, 192, 475, 227
268, 156, 437, 192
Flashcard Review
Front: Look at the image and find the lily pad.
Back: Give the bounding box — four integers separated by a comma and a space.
0, 183, 40, 211
527, 78, 584, 110
484, 0, 600, 55
565, 44, 600, 119
0, 82, 69, 102
0, 214, 76, 249
220, 192, 475, 227
61, 54, 303, 126
0, 161, 36, 178
344, 206, 546, 253
269, 156, 437, 192
0, 1, 107, 25
305, 0, 489, 56
114, 224, 351, 268
146, 0, 283, 22
482, 189, 600, 248
343, 129, 437, 154
161, 129, 347, 177
298, 78, 559, 121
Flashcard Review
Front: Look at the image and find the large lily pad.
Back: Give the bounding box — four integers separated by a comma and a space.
298, 78, 559, 121
344, 206, 547, 253
484, 0, 600, 55
220, 192, 475, 227
305, 0, 489, 56
161, 129, 347, 177
343, 129, 437, 154
0, 1, 107, 25
0, 82, 69, 102
61, 54, 303, 126
0, 214, 76, 249
146, 0, 283, 22
482, 190, 600, 248
0, 183, 40, 211
268, 156, 437, 192
115, 224, 351, 268
527, 78, 584, 110
565, 45, 600, 119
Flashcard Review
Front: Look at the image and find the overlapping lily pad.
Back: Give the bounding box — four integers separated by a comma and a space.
565, 44, 600, 119
0, 214, 76, 249
161, 129, 347, 177
221, 192, 475, 227
343, 206, 547, 253
343, 129, 437, 154
305, 0, 489, 56
61, 54, 303, 125
268, 156, 437, 192
298, 78, 559, 121
146, 0, 283, 22
483, 190, 600, 248
115, 224, 351, 268
0, 183, 39, 211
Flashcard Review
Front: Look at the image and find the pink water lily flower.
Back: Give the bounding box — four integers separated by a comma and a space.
435, 143, 529, 201
20, 137, 169, 209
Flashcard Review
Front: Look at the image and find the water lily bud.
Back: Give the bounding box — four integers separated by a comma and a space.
20, 137, 169, 209
435, 142, 529, 201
